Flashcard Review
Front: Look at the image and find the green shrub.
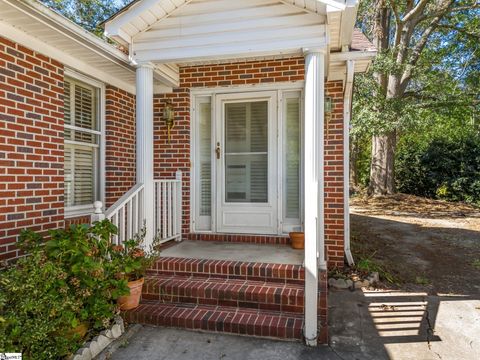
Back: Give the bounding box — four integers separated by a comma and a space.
110, 226, 159, 282
0, 220, 130, 359
396, 136, 480, 205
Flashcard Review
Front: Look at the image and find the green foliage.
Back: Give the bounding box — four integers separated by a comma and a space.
0, 251, 84, 358
0, 220, 131, 359
110, 226, 160, 282
352, 0, 480, 193
355, 253, 396, 284
396, 135, 480, 205
40, 0, 131, 36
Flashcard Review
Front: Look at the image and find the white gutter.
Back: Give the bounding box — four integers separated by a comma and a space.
343, 59, 355, 266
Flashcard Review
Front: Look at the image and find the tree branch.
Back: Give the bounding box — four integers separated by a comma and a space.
418, 1, 480, 22
438, 24, 480, 38
400, 1, 455, 91
388, 0, 402, 25
402, 0, 430, 22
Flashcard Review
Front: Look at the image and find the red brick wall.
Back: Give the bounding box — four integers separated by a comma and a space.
0, 36, 64, 261
324, 81, 346, 268
153, 58, 345, 268
105, 86, 136, 207
0, 38, 138, 262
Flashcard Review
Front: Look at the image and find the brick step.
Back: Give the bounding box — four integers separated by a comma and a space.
186, 233, 290, 245
123, 302, 304, 340
147, 257, 305, 285
142, 275, 304, 313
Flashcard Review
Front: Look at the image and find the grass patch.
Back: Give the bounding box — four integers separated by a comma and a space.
356, 253, 396, 284
414, 275, 430, 285
472, 259, 480, 269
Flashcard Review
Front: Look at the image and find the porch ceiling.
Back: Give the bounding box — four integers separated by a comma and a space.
105, 0, 357, 65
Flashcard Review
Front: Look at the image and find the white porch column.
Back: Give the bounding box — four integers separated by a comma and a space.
303, 49, 326, 346
136, 63, 155, 247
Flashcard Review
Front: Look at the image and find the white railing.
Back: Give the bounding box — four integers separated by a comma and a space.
154, 170, 183, 244
90, 171, 182, 246
92, 183, 145, 245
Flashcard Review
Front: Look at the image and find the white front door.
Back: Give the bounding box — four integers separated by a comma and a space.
215, 92, 278, 234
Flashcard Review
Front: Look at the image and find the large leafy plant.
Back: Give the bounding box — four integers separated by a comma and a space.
0, 220, 131, 359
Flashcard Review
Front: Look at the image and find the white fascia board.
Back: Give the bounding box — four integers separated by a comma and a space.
133, 37, 327, 64
153, 63, 180, 88
0, 20, 136, 94
4, 0, 132, 66
104, 0, 162, 41
339, 0, 359, 47
105, 29, 132, 47
330, 50, 377, 62
317, 0, 347, 11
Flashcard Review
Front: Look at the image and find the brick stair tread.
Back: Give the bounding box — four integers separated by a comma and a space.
143, 274, 304, 313
123, 301, 304, 340
148, 257, 305, 284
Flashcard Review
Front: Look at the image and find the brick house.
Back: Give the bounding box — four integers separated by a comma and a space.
0, 0, 375, 345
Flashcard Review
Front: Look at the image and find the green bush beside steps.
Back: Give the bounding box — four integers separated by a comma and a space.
0, 220, 154, 359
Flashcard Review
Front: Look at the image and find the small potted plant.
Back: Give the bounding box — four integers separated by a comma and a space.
289, 231, 304, 250
110, 228, 160, 311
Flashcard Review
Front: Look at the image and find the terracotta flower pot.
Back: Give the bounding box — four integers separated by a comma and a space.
66, 322, 89, 339
289, 232, 305, 250
118, 277, 144, 311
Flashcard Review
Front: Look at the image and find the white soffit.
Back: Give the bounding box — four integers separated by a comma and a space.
105, 0, 344, 63
0, 0, 179, 91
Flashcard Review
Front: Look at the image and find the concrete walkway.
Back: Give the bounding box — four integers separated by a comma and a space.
108, 289, 480, 360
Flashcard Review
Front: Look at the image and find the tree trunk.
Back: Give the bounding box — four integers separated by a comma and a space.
369, 130, 396, 195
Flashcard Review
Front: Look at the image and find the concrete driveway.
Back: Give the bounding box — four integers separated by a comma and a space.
106, 289, 479, 360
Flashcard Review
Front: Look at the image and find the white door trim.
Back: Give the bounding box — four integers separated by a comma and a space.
215, 91, 278, 234
190, 83, 304, 235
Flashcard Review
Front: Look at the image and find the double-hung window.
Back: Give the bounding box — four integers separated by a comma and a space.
64, 76, 103, 216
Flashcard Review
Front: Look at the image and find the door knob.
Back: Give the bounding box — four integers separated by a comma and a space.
215, 142, 221, 159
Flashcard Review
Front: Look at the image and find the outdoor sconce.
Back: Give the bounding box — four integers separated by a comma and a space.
325, 96, 333, 136
163, 99, 175, 144
324, 96, 333, 114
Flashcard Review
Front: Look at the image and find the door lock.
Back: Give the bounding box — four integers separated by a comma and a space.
215, 142, 221, 159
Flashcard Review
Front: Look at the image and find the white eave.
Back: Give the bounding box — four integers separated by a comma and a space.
104, 0, 359, 65
0, 0, 178, 92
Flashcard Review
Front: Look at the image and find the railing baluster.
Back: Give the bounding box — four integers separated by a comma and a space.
172, 182, 177, 239
119, 206, 125, 244
132, 193, 137, 235
162, 182, 167, 240
167, 182, 172, 238
112, 212, 118, 245
176, 171, 182, 240
155, 181, 160, 238
127, 198, 133, 240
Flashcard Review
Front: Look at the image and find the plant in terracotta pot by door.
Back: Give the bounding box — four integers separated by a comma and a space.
110, 227, 160, 311
289, 231, 305, 249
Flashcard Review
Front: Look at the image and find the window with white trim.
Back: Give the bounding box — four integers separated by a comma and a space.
64, 77, 101, 214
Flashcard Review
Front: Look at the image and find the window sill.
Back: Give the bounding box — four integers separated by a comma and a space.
64, 204, 95, 219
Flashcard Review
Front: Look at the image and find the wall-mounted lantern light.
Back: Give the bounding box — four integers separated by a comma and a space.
325, 96, 333, 136
324, 96, 333, 114
163, 99, 175, 144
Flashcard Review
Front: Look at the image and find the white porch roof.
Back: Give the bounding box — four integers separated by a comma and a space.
0, 0, 177, 92
104, 0, 373, 81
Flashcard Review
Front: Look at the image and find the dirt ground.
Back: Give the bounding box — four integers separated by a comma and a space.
350, 194, 480, 295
